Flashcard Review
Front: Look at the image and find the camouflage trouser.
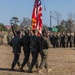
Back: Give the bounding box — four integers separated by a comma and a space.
39, 50, 48, 69
67, 41, 73, 47
0, 39, 3, 45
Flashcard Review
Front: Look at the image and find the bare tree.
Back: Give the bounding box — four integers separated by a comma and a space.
67, 12, 75, 32
67, 12, 73, 20
65, 19, 75, 32
20, 18, 31, 28
53, 11, 62, 26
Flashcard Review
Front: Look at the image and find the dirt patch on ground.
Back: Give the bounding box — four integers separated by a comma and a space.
0, 45, 75, 75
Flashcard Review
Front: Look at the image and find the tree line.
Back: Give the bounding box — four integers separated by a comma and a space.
1, 12, 75, 32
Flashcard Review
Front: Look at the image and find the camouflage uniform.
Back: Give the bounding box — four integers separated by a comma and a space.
55, 35, 59, 47
0, 31, 4, 45
67, 33, 74, 47
65, 34, 68, 47
57, 34, 61, 48
39, 35, 51, 71
69, 33, 74, 47
7, 31, 13, 45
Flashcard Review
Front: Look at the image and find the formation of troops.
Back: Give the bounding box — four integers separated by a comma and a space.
9, 29, 51, 73
1, 30, 75, 74
48, 32, 75, 48
6, 31, 75, 48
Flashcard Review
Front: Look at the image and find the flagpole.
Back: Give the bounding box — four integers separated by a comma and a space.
50, 11, 52, 28
36, 0, 38, 31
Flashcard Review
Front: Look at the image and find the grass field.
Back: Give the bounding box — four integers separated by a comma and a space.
0, 45, 75, 75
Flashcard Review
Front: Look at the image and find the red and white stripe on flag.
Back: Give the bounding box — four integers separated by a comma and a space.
31, 1, 37, 30
31, 0, 42, 33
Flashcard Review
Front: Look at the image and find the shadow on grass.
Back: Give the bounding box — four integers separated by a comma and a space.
0, 68, 38, 73
0, 68, 28, 73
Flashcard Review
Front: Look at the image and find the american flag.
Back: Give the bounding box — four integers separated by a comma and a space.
31, 0, 42, 34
